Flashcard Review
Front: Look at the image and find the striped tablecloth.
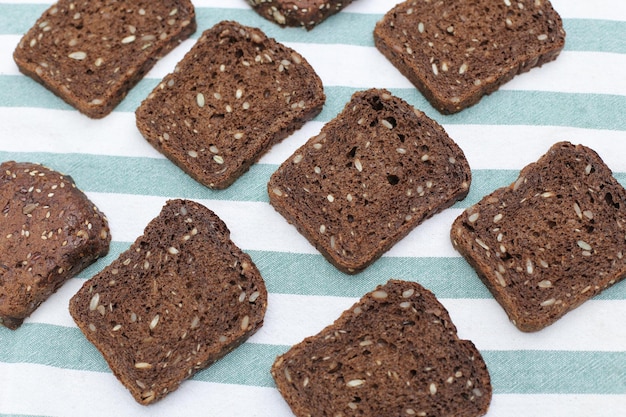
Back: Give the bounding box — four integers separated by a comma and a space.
1, 0, 625, 415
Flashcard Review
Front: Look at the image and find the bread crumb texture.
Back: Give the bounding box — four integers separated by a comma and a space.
0, 161, 110, 329
247, 0, 356, 30
268, 88, 470, 274
272, 279, 492, 417
451, 142, 626, 331
13, 0, 196, 118
69, 199, 267, 404
374, 0, 566, 113
135, 20, 325, 189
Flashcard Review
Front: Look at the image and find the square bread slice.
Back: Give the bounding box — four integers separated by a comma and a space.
271, 279, 492, 417
1, 161, 110, 329
374, 0, 566, 114
69, 199, 267, 404
13, 0, 196, 118
247, 0, 356, 30
451, 142, 626, 332
135, 20, 326, 189
268, 88, 471, 273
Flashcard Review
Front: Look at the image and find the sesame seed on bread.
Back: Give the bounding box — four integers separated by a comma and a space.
135, 20, 326, 189
0, 161, 110, 330
69, 199, 268, 404
268, 88, 470, 274
272, 279, 492, 417
374, 0, 566, 114
451, 141, 626, 331
246, 0, 356, 30
13, 0, 196, 118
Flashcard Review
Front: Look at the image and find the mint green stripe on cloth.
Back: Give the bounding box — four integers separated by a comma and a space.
4, 150, 626, 210
3, 75, 625, 131
1, 324, 625, 393
2, 3, 626, 54
0, 151, 274, 202
484, 350, 626, 394
73, 244, 626, 301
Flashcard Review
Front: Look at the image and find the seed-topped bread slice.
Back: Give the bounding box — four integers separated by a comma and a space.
374, 0, 566, 114
272, 279, 492, 417
247, 0, 356, 30
451, 142, 626, 332
135, 20, 325, 189
13, 0, 196, 118
0, 161, 110, 329
69, 199, 267, 404
268, 88, 470, 273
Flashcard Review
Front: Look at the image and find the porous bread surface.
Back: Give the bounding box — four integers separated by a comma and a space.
268, 88, 470, 274
271, 279, 492, 417
69, 199, 267, 404
135, 20, 325, 190
13, 0, 196, 118
451, 142, 626, 332
0, 161, 110, 330
374, 0, 565, 114
247, 0, 355, 30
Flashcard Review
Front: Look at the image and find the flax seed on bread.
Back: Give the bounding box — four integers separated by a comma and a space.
69, 199, 267, 404
0, 161, 110, 329
135, 20, 325, 189
272, 279, 492, 417
451, 142, 626, 331
13, 0, 196, 118
247, 0, 355, 30
374, 0, 566, 114
268, 88, 470, 274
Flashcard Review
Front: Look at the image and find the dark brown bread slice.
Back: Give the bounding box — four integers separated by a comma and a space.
272, 279, 492, 417
374, 0, 566, 114
13, 0, 196, 118
247, 0, 355, 30
0, 161, 110, 329
268, 88, 470, 273
451, 142, 626, 332
135, 20, 325, 190
69, 199, 267, 404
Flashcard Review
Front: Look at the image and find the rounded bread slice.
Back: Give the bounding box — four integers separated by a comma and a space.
0, 161, 110, 329
69, 199, 268, 404
272, 279, 492, 417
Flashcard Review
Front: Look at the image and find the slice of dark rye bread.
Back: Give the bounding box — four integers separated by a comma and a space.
69, 199, 267, 405
451, 142, 626, 332
0, 161, 110, 330
13, 0, 196, 118
272, 279, 492, 417
135, 20, 325, 190
246, 0, 355, 30
268, 88, 471, 274
374, 0, 566, 114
